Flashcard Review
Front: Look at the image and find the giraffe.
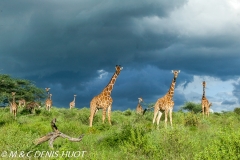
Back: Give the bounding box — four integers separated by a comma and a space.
136, 97, 144, 114
45, 88, 52, 111
11, 92, 17, 118
201, 81, 212, 117
152, 70, 180, 127
18, 99, 26, 108
46, 94, 52, 111
69, 95, 77, 109
26, 101, 41, 114
89, 65, 123, 127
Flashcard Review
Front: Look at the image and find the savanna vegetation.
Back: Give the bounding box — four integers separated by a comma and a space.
1, 74, 240, 159
1, 105, 240, 160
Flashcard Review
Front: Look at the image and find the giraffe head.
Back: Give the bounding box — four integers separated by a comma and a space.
171, 70, 180, 78
209, 103, 212, 107
115, 65, 123, 75
45, 88, 51, 92
202, 81, 206, 88
138, 97, 143, 103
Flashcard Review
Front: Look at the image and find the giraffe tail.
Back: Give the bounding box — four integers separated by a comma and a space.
143, 106, 155, 115
143, 108, 149, 115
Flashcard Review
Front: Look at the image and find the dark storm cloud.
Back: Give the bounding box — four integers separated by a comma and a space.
0, 0, 187, 72
1, 0, 240, 111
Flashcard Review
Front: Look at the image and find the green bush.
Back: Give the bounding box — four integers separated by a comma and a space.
123, 109, 132, 116
234, 107, 240, 115
184, 112, 200, 127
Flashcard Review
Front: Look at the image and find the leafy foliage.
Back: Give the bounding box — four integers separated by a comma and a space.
184, 112, 200, 126
1, 107, 240, 160
180, 101, 202, 113
234, 107, 240, 115
0, 74, 45, 105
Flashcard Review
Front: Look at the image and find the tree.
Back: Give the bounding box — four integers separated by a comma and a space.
234, 107, 240, 115
180, 102, 202, 113
0, 74, 45, 106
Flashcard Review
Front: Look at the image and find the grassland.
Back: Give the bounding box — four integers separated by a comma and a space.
0, 106, 240, 160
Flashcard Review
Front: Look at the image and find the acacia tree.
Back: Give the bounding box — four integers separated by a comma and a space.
180, 102, 202, 113
0, 74, 45, 106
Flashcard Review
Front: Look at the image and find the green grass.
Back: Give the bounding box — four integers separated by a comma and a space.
0, 107, 240, 160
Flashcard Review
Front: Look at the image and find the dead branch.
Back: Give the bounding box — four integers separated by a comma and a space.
34, 118, 84, 148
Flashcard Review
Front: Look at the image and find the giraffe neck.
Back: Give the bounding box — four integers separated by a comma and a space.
103, 72, 118, 95
202, 86, 206, 99
167, 77, 177, 98
13, 96, 15, 103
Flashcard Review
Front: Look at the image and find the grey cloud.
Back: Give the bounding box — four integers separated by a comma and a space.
0, 0, 240, 111
221, 100, 236, 105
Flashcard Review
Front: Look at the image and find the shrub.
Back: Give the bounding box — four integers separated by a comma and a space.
234, 107, 240, 115
184, 112, 200, 127
123, 109, 132, 116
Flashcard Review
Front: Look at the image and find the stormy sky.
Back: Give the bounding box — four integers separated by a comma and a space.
1, 0, 240, 112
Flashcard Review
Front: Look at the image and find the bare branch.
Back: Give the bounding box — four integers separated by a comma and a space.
34, 118, 84, 148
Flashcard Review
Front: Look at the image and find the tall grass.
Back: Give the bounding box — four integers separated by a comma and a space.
0, 107, 240, 159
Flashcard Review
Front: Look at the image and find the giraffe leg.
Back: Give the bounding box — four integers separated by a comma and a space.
153, 110, 158, 124
107, 105, 112, 125
202, 105, 205, 117
102, 108, 107, 124
156, 111, 163, 126
206, 107, 209, 117
169, 108, 173, 127
165, 109, 169, 127
13, 110, 16, 119
89, 104, 97, 127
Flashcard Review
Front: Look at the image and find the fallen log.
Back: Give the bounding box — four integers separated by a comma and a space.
34, 118, 84, 148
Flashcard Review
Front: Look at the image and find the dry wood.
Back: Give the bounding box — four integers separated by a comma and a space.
34, 118, 84, 148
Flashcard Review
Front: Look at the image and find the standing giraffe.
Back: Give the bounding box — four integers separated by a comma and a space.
18, 99, 26, 108
152, 70, 180, 127
70, 95, 77, 109
201, 81, 212, 117
45, 88, 52, 111
46, 94, 52, 111
136, 97, 144, 114
89, 65, 123, 127
11, 92, 17, 119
